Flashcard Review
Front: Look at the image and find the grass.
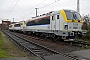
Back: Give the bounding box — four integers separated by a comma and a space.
81, 45, 90, 50
4, 36, 28, 57
85, 46, 90, 49
75, 39, 90, 49
0, 31, 28, 58
0, 32, 11, 58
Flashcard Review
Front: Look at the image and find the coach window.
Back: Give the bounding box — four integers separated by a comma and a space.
15, 24, 20, 27
9, 25, 12, 27
57, 15, 59, 19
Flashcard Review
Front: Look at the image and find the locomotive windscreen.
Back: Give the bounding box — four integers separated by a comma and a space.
64, 10, 81, 20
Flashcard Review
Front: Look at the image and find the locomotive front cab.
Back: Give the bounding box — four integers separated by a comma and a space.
20, 21, 26, 30
9, 24, 14, 31
62, 10, 83, 39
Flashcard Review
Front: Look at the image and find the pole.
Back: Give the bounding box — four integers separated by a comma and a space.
35, 8, 38, 17
77, 0, 79, 13
13, 18, 14, 22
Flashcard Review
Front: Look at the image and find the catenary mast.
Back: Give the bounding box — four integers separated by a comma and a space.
77, 0, 79, 13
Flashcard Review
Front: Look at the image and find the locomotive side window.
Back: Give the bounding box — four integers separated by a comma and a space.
57, 15, 59, 19
38, 18, 50, 25
26, 21, 36, 26
52, 16, 54, 20
26, 17, 50, 26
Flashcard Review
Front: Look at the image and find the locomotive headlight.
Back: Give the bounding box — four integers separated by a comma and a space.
64, 25, 68, 30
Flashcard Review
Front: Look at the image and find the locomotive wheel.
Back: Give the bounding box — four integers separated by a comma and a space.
51, 34, 57, 41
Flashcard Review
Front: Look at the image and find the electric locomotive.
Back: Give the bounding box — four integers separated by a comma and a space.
9, 9, 85, 40
50, 9, 83, 39
24, 9, 84, 40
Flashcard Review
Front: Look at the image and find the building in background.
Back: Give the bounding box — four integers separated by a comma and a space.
0, 20, 11, 30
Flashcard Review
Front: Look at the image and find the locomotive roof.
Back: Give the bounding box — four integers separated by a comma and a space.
51, 9, 78, 15
26, 15, 50, 23
64, 9, 78, 13
14, 22, 20, 25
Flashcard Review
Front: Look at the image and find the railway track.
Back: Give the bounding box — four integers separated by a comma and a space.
3, 30, 86, 60
14, 32, 89, 47
3, 30, 59, 60
13, 32, 82, 53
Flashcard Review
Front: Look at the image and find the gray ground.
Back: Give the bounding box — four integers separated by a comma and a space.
0, 49, 90, 60
71, 49, 90, 60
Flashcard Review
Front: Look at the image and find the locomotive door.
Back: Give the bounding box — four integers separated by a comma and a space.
51, 15, 56, 30
55, 14, 60, 30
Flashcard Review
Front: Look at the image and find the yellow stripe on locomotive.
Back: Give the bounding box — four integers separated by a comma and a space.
12, 24, 14, 28
60, 9, 82, 23
21, 21, 26, 27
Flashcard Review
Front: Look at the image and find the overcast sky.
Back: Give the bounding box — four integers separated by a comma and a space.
0, 0, 90, 22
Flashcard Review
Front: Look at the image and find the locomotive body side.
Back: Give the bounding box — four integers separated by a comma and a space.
25, 15, 50, 32
23, 9, 84, 40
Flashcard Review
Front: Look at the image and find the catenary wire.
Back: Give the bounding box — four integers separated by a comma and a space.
7, 0, 20, 18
